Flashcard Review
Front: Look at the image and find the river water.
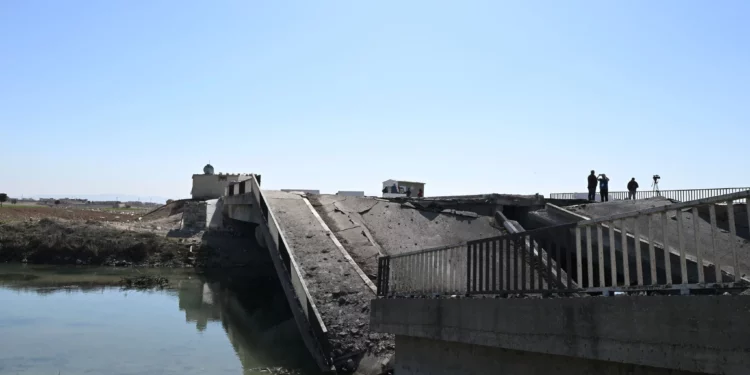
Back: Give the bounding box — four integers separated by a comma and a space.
0, 264, 318, 375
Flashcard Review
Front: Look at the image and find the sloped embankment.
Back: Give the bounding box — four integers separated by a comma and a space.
0, 218, 191, 266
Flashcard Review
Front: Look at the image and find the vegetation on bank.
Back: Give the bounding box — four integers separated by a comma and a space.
120, 275, 170, 289
0, 218, 192, 266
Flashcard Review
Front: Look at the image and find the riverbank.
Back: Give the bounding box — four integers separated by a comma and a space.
0, 218, 194, 266
0, 199, 262, 268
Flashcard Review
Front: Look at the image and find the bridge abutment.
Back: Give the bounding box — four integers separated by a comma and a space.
370, 296, 750, 375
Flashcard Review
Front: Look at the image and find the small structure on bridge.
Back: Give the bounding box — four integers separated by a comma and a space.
382, 179, 425, 198
191, 163, 252, 200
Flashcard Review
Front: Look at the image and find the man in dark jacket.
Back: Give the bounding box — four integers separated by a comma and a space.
598, 174, 610, 202
587, 170, 597, 201
627, 178, 639, 200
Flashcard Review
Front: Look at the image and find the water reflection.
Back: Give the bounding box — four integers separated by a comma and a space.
0, 265, 318, 375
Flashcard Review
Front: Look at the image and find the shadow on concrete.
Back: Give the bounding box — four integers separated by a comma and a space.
166, 228, 202, 238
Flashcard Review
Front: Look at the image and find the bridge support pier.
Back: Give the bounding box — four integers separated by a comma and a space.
370, 296, 750, 375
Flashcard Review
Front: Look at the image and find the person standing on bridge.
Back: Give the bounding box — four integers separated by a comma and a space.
627, 178, 639, 200
587, 170, 598, 201
598, 173, 610, 202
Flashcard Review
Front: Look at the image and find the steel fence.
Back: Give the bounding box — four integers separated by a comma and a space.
377, 190, 750, 297
550, 188, 750, 203
466, 223, 578, 295
377, 223, 579, 297
377, 244, 467, 296
571, 190, 750, 293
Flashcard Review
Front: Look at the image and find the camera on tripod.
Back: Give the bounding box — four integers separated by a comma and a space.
652, 174, 661, 195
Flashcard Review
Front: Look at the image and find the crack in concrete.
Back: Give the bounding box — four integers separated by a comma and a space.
336, 224, 363, 233
357, 201, 381, 215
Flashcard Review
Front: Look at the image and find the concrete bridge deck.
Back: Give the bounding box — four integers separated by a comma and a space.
308, 194, 505, 280
222, 177, 509, 374
264, 191, 386, 373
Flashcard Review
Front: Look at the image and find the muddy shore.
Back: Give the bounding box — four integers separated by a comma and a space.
0, 218, 198, 266
0, 202, 262, 268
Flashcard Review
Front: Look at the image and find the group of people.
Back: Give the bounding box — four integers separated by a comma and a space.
587, 170, 640, 202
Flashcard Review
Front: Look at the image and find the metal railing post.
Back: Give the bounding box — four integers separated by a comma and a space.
662, 212, 672, 284
676, 211, 688, 284
466, 243, 472, 295
586, 226, 593, 288
709, 205, 720, 283
648, 214, 657, 285
620, 219, 629, 286
691, 207, 704, 284
575, 227, 582, 285
634, 217, 643, 286
597, 224, 605, 287
608, 222, 616, 286
727, 200, 740, 282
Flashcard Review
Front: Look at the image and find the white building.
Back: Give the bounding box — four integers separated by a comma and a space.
191, 164, 252, 200
382, 179, 426, 198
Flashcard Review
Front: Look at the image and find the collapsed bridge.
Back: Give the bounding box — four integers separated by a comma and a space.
215, 177, 749, 374
220, 176, 545, 374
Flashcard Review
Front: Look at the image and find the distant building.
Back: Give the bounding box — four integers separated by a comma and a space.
191, 163, 252, 200
281, 189, 320, 195
336, 191, 365, 197
382, 179, 425, 198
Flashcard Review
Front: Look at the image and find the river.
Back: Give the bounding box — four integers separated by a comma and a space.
0, 264, 318, 375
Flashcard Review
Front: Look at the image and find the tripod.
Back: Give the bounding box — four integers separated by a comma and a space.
652, 180, 661, 196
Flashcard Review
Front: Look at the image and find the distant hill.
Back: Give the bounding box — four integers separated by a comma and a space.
26, 194, 179, 204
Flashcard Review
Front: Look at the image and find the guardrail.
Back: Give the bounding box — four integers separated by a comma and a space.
377, 244, 467, 296
377, 223, 579, 297
377, 190, 750, 297
550, 187, 750, 203
568, 190, 750, 293
239, 175, 331, 370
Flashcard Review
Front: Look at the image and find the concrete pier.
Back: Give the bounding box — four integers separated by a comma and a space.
370, 296, 750, 375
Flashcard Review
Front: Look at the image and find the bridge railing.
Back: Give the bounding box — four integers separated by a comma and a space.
241, 175, 331, 370
567, 189, 750, 293
550, 187, 750, 203
377, 190, 750, 297
377, 244, 467, 296
225, 179, 250, 197
377, 223, 579, 297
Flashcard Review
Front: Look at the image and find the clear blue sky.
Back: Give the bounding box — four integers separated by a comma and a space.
1, 1, 748, 199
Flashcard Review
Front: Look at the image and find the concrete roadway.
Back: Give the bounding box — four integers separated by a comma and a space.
264, 191, 507, 374
309, 194, 506, 279
264, 191, 391, 374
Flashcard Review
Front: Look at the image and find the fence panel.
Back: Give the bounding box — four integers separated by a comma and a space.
378, 190, 750, 297
573, 190, 750, 291
551, 188, 750, 203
